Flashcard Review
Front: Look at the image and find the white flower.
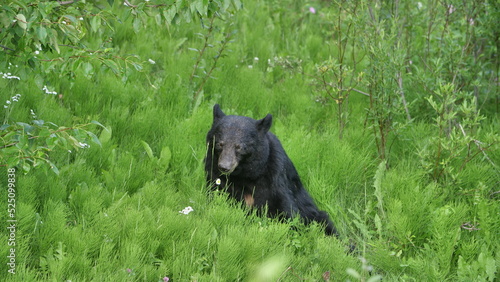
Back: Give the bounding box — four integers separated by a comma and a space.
417, 2, 422, 10
179, 206, 194, 215
148, 59, 156, 64
35, 50, 39, 55
78, 142, 90, 149
6, 100, 11, 105
215, 178, 221, 186
1, 72, 20, 80
248, 65, 253, 69
448, 4, 455, 14
254, 57, 259, 61
42, 85, 57, 95
79, 17, 84, 21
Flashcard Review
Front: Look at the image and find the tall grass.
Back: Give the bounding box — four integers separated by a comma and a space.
1, 0, 499, 281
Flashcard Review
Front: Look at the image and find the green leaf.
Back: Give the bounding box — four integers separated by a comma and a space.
6, 156, 20, 168
33, 119, 45, 126
49, 31, 60, 53
39, 128, 51, 138
63, 15, 78, 24
155, 13, 162, 25
132, 62, 143, 72
159, 146, 172, 170
103, 60, 120, 75
16, 14, 27, 30
90, 120, 107, 129
99, 126, 112, 144
91, 15, 101, 33
46, 160, 60, 175
82, 62, 94, 78
22, 162, 31, 174
87, 131, 102, 147
133, 17, 141, 33
232, 0, 242, 10
163, 7, 177, 24
37, 26, 48, 41
141, 141, 154, 160
16, 134, 28, 149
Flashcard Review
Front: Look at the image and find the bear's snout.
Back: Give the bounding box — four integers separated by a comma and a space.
218, 150, 238, 174
218, 160, 238, 174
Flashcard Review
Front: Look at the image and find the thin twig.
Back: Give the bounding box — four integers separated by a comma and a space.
461, 222, 480, 231
397, 71, 411, 121
57, 0, 79, 5
0, 45, 16, 52
123, 0, 166, 8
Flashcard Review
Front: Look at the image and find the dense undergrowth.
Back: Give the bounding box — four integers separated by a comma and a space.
1, 0, 499, 281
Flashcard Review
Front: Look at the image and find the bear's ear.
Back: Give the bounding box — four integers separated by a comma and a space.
256, 114, 272, 133
213, 104, 225, 122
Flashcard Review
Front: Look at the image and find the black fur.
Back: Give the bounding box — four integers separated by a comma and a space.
204, 104, 338, 236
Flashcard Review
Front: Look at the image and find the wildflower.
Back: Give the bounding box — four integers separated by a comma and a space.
448, 4, 455, 14
254, 57, 259, 61
215, 178, 221, 186
4, 94, 21, 109
163, 277, 170, 282
1, 72, 20, 80
35, 50, 39, 55
78, 142, 90, 149
42, 85, 58, 95
79, 17, 84, 20
30, 109, 37, 119
148, 59, 156, 64
248, 65, 253, 69
309, 7, 316, 14
417, 2, 423, 10
179, 206, 194, 215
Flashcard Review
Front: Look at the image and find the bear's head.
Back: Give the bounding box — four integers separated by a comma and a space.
207, 104, 272, 178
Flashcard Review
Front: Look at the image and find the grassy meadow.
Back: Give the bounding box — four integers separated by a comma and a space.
1, 0, 499, 281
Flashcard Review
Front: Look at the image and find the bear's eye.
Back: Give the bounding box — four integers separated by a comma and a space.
215, 141, 224, 151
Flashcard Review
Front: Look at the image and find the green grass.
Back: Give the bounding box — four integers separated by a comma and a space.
1, 0, 499, 281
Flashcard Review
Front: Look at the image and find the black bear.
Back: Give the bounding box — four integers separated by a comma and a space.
204, 104, 338, 236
